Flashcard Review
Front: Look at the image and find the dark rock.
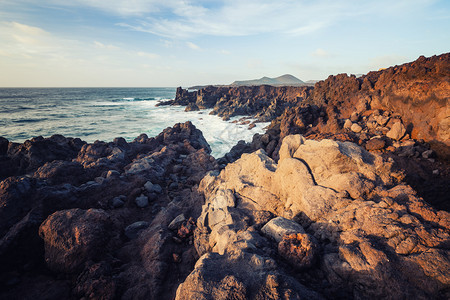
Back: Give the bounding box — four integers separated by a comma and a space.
0, 137, 8, 155
125, 221, 150, 239
278, 233, 318, 270
111, 195, 125, 208
33, 160, 86, 185
38, 208, 112, 273
0, 177, 36, 237
135, 194, 149, 208
422, 149, 435, 159
172, 85, 312, 122
365, 138, 386, 151
106, 170, 120, 178
168, 214, 186, 230
74, 262, 116, 299
1, 135, 85, 180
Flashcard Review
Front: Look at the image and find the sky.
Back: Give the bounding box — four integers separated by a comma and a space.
0, 0, 449, 87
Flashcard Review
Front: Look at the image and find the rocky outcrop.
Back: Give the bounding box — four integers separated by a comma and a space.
39, 208, 114, 273
278, 53, 450, 159
179, 135, 450, 299
0, 135, 85, 181
0, 122, 217, 299
159, 85, 312, 122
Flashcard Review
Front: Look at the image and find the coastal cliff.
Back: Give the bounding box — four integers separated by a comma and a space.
170, 54, 450, 211
159, 85, 312, 122
1, 53, 449, 299
169, 54, 449, 157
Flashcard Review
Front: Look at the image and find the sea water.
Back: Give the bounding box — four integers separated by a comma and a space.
0, 88, 269, 158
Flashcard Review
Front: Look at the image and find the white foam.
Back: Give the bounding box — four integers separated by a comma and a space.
147, 104, 269, 158
1, 96, 268, 158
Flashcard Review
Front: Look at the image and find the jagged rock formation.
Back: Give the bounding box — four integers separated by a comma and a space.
158, 85, 312, 122
179, 135, 450, 299
167, 54, 449, 211
278, 53, 450, 158
0, 122, 217, 299
165, 54, 449, 160
1, 53, 449, 300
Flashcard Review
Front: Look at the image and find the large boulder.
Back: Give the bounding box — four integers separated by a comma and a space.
181, 135, 450, 299
3, 135, 85, 179
39, 208, 113, 273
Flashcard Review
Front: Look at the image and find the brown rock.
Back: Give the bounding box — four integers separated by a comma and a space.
350, 123, 363, 133
343, 119, 353, 130
365, 138, 386, 151
386, 122, 407, 140
278, 233, 318, 270
350, 112, 359, 122
192, 135, 450, 299
39, 208, 112, 273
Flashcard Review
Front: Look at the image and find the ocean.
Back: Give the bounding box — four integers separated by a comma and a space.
0, 88, 268, 158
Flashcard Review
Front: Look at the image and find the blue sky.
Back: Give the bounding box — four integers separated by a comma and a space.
0, 0, 449, 87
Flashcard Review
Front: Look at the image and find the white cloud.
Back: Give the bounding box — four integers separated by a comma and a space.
0, 21, 171, 86
111, 0, 436, 39
94, 41, 119, 50
2, 0, 438, 39
186, 42, 201, 50
219, 49, 231, 55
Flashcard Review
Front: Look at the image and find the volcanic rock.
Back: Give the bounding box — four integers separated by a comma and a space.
135, 194, 149, 208
386, 121, 407, 140
39, 208, 113, 273
261, 216, 305, 242
365, 137, 386, 151
181, 135, 450, 299
125, 221, 150, 239
350, 123, 363, 133
278, 233, 318, 270
168, 214, 186, 230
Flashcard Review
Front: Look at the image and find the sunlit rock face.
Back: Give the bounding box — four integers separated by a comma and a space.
178, 135, 450, 299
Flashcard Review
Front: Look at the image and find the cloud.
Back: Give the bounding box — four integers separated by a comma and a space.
219, 49, 231, 55
94, 41, 119, 50
186, 42, 201, 50
0, 21, 61, 58
2, 0, 439, 39
111, 0, 436, 39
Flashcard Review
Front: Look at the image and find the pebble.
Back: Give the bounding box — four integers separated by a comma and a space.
168, 214, 186, 230
112, 195, 126, 208
350, 112, 359, 122
135, 194, 149, 208
422, 150, 435, 159
344, 119, 353, 130
351, 123, 363, 133
125, 221, 149, 239
144, 181, 162, 194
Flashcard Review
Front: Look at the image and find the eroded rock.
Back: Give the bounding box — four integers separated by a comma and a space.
181, 134, 450, 299
39, 208, 113, 273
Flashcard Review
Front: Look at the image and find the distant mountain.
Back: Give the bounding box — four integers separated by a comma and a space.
231, 74, 305, 86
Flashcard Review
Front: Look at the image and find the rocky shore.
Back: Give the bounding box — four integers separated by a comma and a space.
1, 53, 449, 299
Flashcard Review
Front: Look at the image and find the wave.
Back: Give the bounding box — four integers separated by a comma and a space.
113, 97, 158, 102
12, 118, 47, 123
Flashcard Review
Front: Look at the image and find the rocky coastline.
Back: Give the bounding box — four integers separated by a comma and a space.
1, 53, 449, 299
